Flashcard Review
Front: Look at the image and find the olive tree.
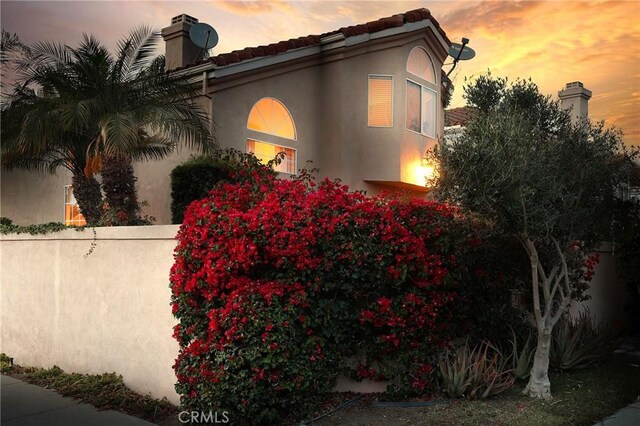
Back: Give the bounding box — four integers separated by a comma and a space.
431, 76, 635, 398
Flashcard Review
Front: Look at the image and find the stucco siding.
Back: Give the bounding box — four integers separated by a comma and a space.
0, 226, 181, 404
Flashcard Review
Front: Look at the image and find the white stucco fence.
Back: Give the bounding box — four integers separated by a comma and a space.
0, 227, 629, 406
0, 225, 181, 404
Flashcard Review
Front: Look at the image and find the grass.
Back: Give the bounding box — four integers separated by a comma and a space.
2, 353, 638, 425
315, 355, 640, 426
1, 354, 178, 423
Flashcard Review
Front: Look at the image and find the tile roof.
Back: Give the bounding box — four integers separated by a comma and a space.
444, 106, 476, 127
176, 8, 449, 71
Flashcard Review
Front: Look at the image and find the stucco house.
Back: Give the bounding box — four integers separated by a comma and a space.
1, 8, 451, 225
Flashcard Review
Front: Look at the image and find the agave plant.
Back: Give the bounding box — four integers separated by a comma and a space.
509, 327, 534, 379
438, 341, 474, 398
550, 309, 615, 371
439, 339, 515, 400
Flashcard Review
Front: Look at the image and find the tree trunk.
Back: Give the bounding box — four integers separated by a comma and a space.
100, 155, 139, 226
523, 327, 552, 399
71, 173, 102, 225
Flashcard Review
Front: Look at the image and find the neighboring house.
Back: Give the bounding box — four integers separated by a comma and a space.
0, 8, 452, 225
444, 81, 593, 137
444, 82, 640, 200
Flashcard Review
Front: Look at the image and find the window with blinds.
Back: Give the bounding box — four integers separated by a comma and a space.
368, 75, 393, 127
246, 139, 296, 174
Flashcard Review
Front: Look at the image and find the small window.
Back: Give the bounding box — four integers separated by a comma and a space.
407, 47, 435, 84
64, 185, 86, 226
368, 75, 393, 127
247, 139, 296, 174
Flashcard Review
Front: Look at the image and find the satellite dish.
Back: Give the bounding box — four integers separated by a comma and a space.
446, 37, 475, 77
448, 42, 476, 61
189, 23, 219, 49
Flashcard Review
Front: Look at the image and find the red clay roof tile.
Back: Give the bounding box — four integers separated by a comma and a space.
180, 8, 449, 70
444, 106, 476, 127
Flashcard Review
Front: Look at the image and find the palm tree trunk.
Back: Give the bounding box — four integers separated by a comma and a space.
100, 155, 140, 226
71, 173, 102, 225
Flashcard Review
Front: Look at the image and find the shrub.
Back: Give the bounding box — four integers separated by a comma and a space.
170, 156, 230, 224
550, 309, 615, 371
170, 166, 516, 423
170, 149, 280, 224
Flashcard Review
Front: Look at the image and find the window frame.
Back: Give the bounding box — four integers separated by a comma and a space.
406, 46, 436, 85
367, 74, 394, 128
246, 97, 297, 141
63, 185, 86, 226
246, 138, 298, 175
405, 77, 438, 139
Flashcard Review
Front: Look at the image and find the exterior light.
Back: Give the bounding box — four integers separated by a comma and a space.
420, 158, 437, 186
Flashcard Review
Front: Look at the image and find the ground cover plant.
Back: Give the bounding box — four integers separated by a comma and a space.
0, 355, 177, 422
169, 163, 519, 424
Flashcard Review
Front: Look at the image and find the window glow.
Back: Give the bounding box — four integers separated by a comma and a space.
64, 185, 86, 226
247, 139, 296, 174
247, 98, 296, 140
368, 75, 393, 127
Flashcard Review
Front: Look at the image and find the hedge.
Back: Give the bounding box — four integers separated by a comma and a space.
169, 165, 520, 423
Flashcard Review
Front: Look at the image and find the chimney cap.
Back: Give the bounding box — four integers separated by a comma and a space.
171, 14, 198, 25
565, 81, 584, 89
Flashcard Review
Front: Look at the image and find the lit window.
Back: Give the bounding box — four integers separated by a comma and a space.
407, 47, 435, 84
406, 46, 438, 138
368, 75, 393, 127
247, 98, 297, 174
247, 139, 296, 174
247, 98, 296, 140
64, 185, 86, 226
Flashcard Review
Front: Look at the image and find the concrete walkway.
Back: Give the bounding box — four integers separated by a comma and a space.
594, 401, 640, 426
1, 374, 155, 425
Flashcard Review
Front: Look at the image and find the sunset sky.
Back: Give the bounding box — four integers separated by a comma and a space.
2, 1, 639, 147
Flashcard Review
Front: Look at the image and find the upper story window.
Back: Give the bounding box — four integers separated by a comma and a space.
247, 97, 297, 174
406, 47, 438, 138
407, 46, 435, 84
368, 75, 393, 127
247, 97, 296, 140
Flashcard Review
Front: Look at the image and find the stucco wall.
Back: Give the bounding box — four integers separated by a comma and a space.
0, 225, 181, 404
0, 169, 72, 225
569, 244, 628, 333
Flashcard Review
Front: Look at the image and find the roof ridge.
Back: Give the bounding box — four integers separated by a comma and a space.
174, 8, 449, 71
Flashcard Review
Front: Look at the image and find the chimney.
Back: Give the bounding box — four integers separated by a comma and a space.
558, 81, 592, 124
161, 14, 201, 71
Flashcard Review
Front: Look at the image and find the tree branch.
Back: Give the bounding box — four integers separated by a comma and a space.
520, 235, 543, 325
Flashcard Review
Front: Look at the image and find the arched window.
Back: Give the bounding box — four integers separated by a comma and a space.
406, 47, 437, 138
407, 47, 435, 84
247, 98, 297, 174
247, 97, 296, 140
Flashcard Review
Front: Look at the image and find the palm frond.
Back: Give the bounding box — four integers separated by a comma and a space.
113, 25, 160, 84
98, 112, 140, 156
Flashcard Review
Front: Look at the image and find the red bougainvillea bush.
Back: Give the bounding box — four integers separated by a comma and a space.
169, 166, 502, 423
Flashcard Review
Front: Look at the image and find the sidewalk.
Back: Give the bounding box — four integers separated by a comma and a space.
594, 335, 640, 426
594, 401, 640, 426
1, 374, 155, 426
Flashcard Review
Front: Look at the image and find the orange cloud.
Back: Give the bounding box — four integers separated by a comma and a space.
440, 0, 640, 147
215, 1, 295, 15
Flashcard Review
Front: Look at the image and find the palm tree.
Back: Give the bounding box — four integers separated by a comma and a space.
2, 27, 215, 225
